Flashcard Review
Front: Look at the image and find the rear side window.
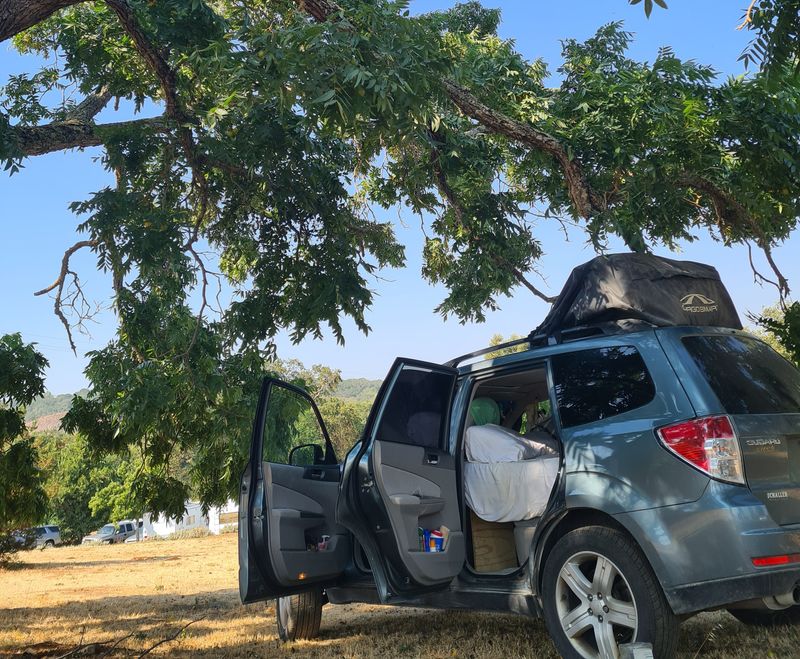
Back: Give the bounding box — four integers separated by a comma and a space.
681, 335, 800, 414
552, 346, 656, 428
374, 365, 454, 449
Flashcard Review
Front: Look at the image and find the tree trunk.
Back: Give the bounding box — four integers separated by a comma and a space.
0, 0, 84, 42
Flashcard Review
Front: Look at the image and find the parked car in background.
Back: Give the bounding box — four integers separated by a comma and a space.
11, 526, 61, 549
33, 526, 61, 548
82, 520, 137, 545
124, 520, 146, 543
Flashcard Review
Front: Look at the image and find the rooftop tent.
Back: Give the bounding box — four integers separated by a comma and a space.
533, 253, 742, 339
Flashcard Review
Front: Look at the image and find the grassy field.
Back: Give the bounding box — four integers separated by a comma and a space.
1, 533, 798, 658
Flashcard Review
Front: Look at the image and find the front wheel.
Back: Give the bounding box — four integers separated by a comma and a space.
728, 606, 800, 626
541, 525, 678, 659
276, 589, 323, 642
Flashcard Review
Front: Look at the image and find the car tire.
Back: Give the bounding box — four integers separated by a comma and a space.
728, 606, 800, 626
43, 540, 54, 549
541, 525, 679, 659
276, 589, 323, 642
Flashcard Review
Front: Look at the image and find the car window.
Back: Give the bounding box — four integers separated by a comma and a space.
373, 365, 454, 449
262, 382, 331, 466
46, 526, 59, 533
552, 345, 656, 429
681, 334, 800, 414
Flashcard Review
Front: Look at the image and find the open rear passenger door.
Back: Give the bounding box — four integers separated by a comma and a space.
239, 378, 351, 603
337, 359, 466, 601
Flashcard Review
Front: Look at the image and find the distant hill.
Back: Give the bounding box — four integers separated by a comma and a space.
334, 378, 382, 402
25, 389, 89, 422
29, 412, 67, 432
24, 380, 380, 425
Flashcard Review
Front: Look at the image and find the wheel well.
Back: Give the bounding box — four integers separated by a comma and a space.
536, 508, 635, 591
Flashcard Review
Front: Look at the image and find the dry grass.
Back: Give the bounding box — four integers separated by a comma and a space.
0, 534, 798, 658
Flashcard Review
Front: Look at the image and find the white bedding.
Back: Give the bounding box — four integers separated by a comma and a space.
465, 424, 558, 463
464, 424, 559, 523
464, 458, 560, 523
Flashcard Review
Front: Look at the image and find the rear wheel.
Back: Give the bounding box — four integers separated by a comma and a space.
541, 525, 678, 659
42, 540, 54, 549
728, 606, 800, 626
276, 589, 323, 642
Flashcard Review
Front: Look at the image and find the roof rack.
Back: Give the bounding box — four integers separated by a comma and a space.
443, 325, 610, 369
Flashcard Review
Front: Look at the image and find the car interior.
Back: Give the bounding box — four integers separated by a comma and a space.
462, 366, 562, 574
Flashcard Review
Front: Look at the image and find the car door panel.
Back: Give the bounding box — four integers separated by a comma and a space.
337, 359, 465, 601
372, 440, 465, 586
264, 463, 349, 587
239, 378, 350, 604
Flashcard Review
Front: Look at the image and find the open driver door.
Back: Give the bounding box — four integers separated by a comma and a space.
239, 378, 351, 603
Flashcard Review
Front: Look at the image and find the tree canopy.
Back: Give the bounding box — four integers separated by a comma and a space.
2, 0, 800, 514
0, 333, 48, 560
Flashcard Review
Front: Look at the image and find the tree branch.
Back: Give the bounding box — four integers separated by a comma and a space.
105, 0, 183, 122
34, 239, 98, 354
11, 115, 169, 157
737, 0, 758, 30
104, 0, 208, 225
512, 268, 557, 304
441, 79, 599, 219
679, 173, 790, 298
70, 85, 113, 121
136, 616, 206, 658
295, 0, 338, 21
429, 136, 556, 304
289, 0, 601, 220
0, 0, 84, 42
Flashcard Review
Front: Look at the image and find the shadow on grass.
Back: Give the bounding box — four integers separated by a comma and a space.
3, 590, 800, 658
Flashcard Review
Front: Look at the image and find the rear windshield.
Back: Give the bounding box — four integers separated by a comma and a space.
682, 334, 800, 414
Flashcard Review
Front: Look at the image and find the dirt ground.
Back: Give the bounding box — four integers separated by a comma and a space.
1, 533, 798, 658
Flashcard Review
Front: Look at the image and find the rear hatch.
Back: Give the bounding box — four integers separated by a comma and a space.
672, 331, 800, 525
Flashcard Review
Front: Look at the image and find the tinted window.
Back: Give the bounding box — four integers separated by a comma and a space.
682, 335, 800, 414
552, 346, 656, 428
374, 365, 454, 449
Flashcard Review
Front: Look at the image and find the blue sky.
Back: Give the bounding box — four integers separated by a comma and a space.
1, 1, 797, 394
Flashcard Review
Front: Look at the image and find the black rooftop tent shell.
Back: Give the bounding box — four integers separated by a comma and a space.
532, 253, 743, 339
445, 253, 742, 368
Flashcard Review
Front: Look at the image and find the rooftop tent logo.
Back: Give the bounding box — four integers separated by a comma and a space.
680, 293, 718, 313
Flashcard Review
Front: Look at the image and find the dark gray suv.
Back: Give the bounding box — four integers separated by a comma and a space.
238, 255, 800, 658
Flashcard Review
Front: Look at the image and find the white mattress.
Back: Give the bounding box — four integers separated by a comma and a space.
465, 424, 558, 463
464, 458, 560, 523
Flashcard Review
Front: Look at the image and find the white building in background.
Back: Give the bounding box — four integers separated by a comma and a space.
208, 499, 239, 534
142, 500, 238, 539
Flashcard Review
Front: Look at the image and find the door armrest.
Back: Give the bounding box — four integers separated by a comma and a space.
388, 495, 445, 517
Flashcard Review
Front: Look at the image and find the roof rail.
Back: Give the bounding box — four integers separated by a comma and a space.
443, 325, 611, 368
443, 336, 532, 368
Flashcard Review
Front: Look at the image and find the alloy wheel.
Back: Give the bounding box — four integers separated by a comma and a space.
555, 550, 638, 659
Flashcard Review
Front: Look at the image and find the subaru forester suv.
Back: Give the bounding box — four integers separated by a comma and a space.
238, 254, 800, 658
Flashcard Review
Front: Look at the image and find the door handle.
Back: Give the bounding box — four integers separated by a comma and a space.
310, 469, 325, 480
426, 454, 439, 465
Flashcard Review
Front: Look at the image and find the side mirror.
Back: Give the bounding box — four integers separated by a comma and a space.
288, 443, 324, 466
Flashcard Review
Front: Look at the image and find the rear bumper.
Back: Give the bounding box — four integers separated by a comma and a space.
615, 481, 800, 615
665, 567, 800, 614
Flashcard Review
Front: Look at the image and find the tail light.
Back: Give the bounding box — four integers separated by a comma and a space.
656, 415, 745, 485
